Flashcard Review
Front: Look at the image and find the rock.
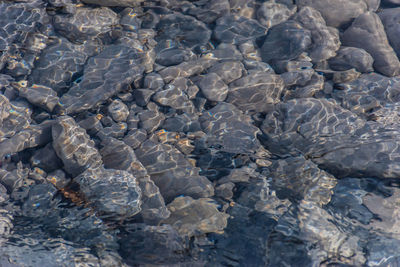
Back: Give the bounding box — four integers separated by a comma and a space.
74, 167, 142, 220
257, 1, 297, 28
296, 0, 368, 28
107, 99, 129, 122
162, 196, 229, 237
187, 0, 230, 24
81, 0, 144, 6
213, 15, 267, 44
155, 13, 211, 49
261, 20, 312, 63
152, 84, 194, 112
53, 7, 119, 43
208, 61, 245, 84
60, 45, 145, 114
199, 103, 261, 154
379, 7, 400, 58
30, 143, 63, 173
17, 84, 59, 112
226, 71, 284, 112
155, 48, 195, 66
52, 116, 102, 177
342, 12, 400, 77
196, 73, 229, 102
328, 46, 374, 73
293, 6, 341, 62
135, 139, 214, 203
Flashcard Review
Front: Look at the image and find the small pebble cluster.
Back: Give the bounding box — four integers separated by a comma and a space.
2, 0, 400, 266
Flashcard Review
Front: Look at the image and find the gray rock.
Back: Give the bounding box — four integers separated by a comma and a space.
143, 72, 164, 90
162, 196, 229, 237
152, 84, 195, 112
212, 43, 244, 61
208, 61, 245, 84
296, 0, 368, 28
123, 129, 147, 149
74, 167, 141, 220
257, 1, 297, 28
30, 143, 62, 173
199, 102, 261, 154
17, 84, 59, 112
379, 7, 400, 58
293, 7, 341, 62
187, 0, 230, 24
135, 139, 214, 203
60, 45, 145, 114
261, 20, 312, 63
342, 12, 400, 77
52, 116, 102, 177
196, 73, 228, 102
108, 99, 129, 122
81, 0, 144, 6
328, 46, 374, 73
226, 71, 284, 112
53, 7, 119, 43
156, 48, 195, 67
213, 15, 267, 44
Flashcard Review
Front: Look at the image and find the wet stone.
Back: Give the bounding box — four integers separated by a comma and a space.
342, 11, 400, 77
123, 128, 147, 149
78, 114, 103, 135
211, 43, 244, 61
296, 0, 368, 28
135, 139, 214, 203
17, 84, 59, 112
213, 14, 267, 45
74, 167, 142, 220
257, 1, 297, 28
155, 48, 195, 67
162, 196, 229, 237
53, 7, 119, 43
152, 84, 195, 113
261, 20, 312, 63
60, 44, 145, 114
226, 71, 285, 113
155, 13, 211, 49
199, 102, 261, 154
108, 99, 129, 123
143, 72, 164, 90
30, 143, 63, 173
81, 0, 144, 6
52, 116, 102, 177
208, 61, 245, 84
293, 6, 341, 62
328, 46, 374, 73
379, 7, 400, 58
196, 73, 228, 102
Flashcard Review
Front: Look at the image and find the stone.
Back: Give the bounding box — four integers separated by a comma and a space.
328, 46, 374, 73
226, 71, 284, 113
379, 7, 400, 58
81, 0, 144, 6
107, 99, 129, 122
208, 61, 245, 84
52, 116, 102, 177
213, 15, 267, 44
296, 0, 368, 28
17, 84, 59, 112
257, 1, 297, 28
261, 20, 312, 63
342, 12, 400, 77
196, 73, 228, 102
162, 196, 229, 237
74, 167, 142, 220
60, 45, 145, 114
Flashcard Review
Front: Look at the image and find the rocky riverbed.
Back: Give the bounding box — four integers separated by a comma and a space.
1, 0, 400, 266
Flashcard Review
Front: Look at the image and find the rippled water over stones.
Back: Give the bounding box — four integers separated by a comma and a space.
2, 0, 400, 266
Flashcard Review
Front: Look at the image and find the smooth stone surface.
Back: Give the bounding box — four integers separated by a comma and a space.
196, 73, 229, 102
379, 7, 400, 57
342, 12, 400, 77
328, 46, 374, 73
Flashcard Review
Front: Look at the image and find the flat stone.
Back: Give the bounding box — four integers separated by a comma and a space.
328, 46, 374, 73
196, 73, 228, 102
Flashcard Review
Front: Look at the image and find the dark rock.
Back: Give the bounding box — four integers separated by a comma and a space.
138, 106, 165, 134
208, 61, 245, 84
59, 45, 145, 114
78, 114, 103, 135
17, 84, 59, 112
135, 139, 214, 203
143, 72, 164, 89
213, 15, 267, 44
212, 43, 243, 61
152, 84, 195, 112
261, 20, 312, 63
108, 99, 129, 122
52, 116, 102, 177
156, 48, 195, 66
342, 12, 400, 77
196, 73, 228, 102
226, 71, 284, 112
123, 128, 147, 149
162, 113, 201, 133
81, 0, 144, 6
188, 0, 230, 24
162, 196, 229, 237
53, 7, 119, 43
199, 102, 261, 154
379, 7, 400, 58
257, 1, 297, 28
293, 6, 340, 62
74, 167, 142, 220
296, 0, 368, 28
328, 46, 374, 73
30, 143, 63, 173
155, 13, 211, 49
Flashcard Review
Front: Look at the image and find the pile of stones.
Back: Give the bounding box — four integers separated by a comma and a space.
1, 0, 400, 266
